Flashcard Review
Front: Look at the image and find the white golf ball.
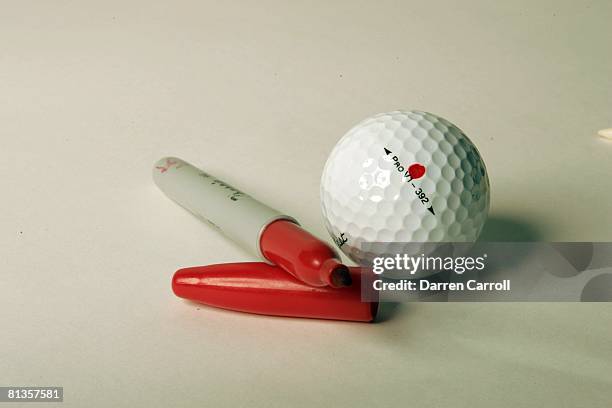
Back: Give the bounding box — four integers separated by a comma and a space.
321, 110, 490, 265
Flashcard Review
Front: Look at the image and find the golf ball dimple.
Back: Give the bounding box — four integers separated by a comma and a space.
320, 110, 490, 265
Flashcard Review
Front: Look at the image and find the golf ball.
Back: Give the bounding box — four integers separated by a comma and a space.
320, 110, 490, 265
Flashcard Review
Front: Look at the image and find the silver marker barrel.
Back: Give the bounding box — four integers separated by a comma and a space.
152, 157, 295, 260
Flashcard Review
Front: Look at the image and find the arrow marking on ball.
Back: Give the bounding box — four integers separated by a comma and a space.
384, 148, 435, 215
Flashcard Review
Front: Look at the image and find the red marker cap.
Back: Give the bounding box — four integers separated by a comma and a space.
172, 262, 378, 322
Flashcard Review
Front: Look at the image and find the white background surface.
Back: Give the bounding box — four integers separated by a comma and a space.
1, 1, 611, 407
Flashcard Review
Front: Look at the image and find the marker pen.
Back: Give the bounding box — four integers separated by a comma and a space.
153, 157, 351, 288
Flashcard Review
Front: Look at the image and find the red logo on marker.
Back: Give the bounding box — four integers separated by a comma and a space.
156, 158, 180, 173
